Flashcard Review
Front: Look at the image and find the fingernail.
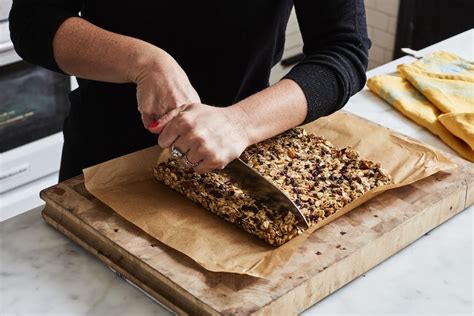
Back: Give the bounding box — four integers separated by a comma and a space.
149, 120, 159, 129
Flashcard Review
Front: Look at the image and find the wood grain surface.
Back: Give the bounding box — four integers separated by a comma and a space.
40, 151, 473, 315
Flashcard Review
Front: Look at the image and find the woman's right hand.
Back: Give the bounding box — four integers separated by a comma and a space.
133, 47, 200, 131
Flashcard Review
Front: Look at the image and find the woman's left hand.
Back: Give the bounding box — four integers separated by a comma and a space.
151, 103, 252, 173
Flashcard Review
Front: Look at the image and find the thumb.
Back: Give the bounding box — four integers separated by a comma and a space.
147, 105, 188, 134
142, 113, 157, 132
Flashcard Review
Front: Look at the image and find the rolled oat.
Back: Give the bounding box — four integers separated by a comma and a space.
154, 128, 392, 246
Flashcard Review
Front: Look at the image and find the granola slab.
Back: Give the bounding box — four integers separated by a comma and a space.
154, 128, 392, 246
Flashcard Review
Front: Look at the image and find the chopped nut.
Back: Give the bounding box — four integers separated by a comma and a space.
287, 149, 296, 159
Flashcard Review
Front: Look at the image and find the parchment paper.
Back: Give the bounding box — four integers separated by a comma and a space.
84, 111, 456, 278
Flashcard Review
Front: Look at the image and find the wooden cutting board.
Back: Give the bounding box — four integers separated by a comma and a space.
40, 151, 473, 315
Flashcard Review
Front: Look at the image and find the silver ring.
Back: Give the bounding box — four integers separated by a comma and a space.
183, 154, 200, 168
170, 144, 184, 159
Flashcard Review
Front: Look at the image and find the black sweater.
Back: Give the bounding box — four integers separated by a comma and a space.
9, 0, 370, 177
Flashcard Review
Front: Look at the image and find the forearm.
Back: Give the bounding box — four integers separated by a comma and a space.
230, 79, 308, 145
53, 17, 168, 83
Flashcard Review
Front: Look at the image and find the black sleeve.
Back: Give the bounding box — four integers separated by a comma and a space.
9, 0, 82, 73
284, 0, 371, 124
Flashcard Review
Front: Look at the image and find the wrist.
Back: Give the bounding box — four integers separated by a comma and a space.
129, 42, 170, 83
225, 104, 258, 147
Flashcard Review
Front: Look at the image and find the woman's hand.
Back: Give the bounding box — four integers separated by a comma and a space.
134, 49, 200, 130
152, 103, 252, 173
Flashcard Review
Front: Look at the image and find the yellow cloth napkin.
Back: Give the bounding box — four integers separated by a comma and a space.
438, 112, 474, 150
367, 75, 474, 162
397, 51, 474, 149
367, 51, 474, 161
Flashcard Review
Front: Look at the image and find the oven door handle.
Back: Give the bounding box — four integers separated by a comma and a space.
0, 41, 14, 53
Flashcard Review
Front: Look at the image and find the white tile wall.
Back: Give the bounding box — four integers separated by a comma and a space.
269, 9, 303, 84
270, 1, 400, 83
366, 0, 400, 69
375, 0, 399, 15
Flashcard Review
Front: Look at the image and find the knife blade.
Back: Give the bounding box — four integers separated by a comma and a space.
159, 148, 310, 229
218, 159, 310, 229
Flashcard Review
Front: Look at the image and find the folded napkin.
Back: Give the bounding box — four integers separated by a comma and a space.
438, 112, 474, 150
368, 51, 474, 161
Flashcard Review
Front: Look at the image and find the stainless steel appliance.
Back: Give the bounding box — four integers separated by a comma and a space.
0, 0, 76, 220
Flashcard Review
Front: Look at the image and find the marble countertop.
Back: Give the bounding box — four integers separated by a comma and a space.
1, 30, 473, 315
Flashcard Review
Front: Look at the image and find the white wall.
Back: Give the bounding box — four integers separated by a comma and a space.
365, 0, 400, 69
269, 9, 303, 85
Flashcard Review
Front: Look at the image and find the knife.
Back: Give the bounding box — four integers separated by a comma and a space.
217, 159, 310, 229
158, 148, 310, 229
